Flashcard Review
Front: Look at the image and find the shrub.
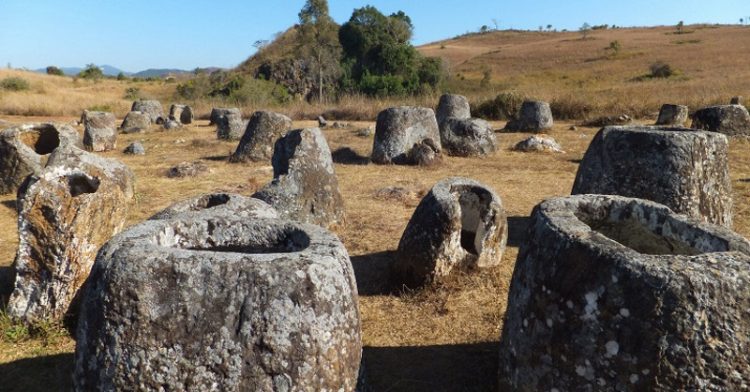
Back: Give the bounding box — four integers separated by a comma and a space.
88, 104, 113, 112
472, 92, 525, 120
0, 77, 30, 91
46, 66, 64, 76
116, 72, 127, 81
550, 96, 594, 120
649, 61, 674, 78
78, 64, 104, 81
123, 87, 141, 100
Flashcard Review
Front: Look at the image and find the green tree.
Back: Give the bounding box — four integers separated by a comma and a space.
607, 40, 621, 57
78, 64, 103, 81
46, 66, 64, 76
676, 21, 684, 34
580, 22, 591, 39
339, 6, 441, 96
116, 72, 127, 81
297, 0, 341, 102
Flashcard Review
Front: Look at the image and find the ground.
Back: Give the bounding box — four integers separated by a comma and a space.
1, 115, 750, 391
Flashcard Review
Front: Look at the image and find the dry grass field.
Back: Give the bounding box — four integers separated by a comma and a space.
1, 114, 750, 391
1, 24, 750, 391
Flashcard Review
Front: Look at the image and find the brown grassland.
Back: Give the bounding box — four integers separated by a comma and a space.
1, 24, 750, 391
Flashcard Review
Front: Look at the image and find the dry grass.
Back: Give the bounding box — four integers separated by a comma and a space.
2, 112, 750, 391
424, 25, 750, 118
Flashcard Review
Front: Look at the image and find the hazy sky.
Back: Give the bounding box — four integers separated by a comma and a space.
1, 0, 748, 71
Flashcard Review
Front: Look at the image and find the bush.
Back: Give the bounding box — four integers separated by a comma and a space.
46, 66, 64, 76
0, 77, 30, 91
123, 87, 141, 100
225, 77, 290, 105
550, 96, 593, 120
472, 92, 525, 120
88, 104, 112, 112
78, 64, 104, 81
649, 62, 674, 78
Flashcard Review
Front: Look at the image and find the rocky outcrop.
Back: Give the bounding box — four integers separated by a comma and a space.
253, 128, 345, 228
120, 111, 150, 133
512, 134, 564, 153
436, 94, 471, 124
691, 104, 750, 136
229, 111, 292, 162
393, 177, 507, 287
499, 194, 750, 391
74, 215, 361, 391
7, 147, 134, 324
655, 104, 688, 126
505, 101, 553, 132
131, 100, 164, 124
439, 118, 497, 157
0, 123, 81, 195
216, 110, 245, 141
149, 192, 278, 220
256, 58, 315, 100
82, 111, 117, 152
372, 107, 442, 165
169, 104, 193, 124
572, 126, 732, 227
209, 107, 241, 126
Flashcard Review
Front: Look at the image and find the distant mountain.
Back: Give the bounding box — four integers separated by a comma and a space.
131, 68, 192, 78
33, 65, 212, 78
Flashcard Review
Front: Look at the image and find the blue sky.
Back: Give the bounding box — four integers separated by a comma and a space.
1, 0, 748, 72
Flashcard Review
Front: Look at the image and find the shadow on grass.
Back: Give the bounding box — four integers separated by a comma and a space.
332, 147, 370, 165
201, 155, 230, 162
1, 200, 16, 211
568, 158, 582, 164
0, 353, 74, 392
0, 265, 14, 305
507, 216, 531, 248
361, 342, 498, 392
351, 251, 396, 296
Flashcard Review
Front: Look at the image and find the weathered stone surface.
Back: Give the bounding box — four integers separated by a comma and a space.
318, 115, 327, 127
584, 114, 632, 127
120, 111, 150, 133
167, 161, 210, 178
730, 96, 743, 105
372, 106, 442, 165
74, 215, 361, 391
8, 147, 134, 323
499, 194, 750, 391
393, 177, 508, 287
123, 142, 145, 155
169, 104, 193, 124
229, 111, 293, 162
0, 123, 81, 195
82, 111, 117, 152
149, 192, 278, 220
505, 101, 553, 132
512, 134, 564, 153
408, 139, 442, 166
436, 94, 471, 124
253, 128, 345, 228
209, 107, 241, 126
655, 104, 688, 126
131, 100, 164, 124
572, 126, 732, 227
439, 117, 497, 157
216, 110, 245, 141
163, 119, 181, 130
691, 104, 750, 136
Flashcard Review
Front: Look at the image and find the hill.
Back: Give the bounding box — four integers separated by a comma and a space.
419, 24, 750, 118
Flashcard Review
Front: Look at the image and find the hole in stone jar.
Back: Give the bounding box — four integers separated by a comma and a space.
576, 205, 701, 256
20, 126, 60, 155
68, 174, 100, 197
181, 226, 310, 254
452, 185, 494, 255
194, 193, 231, 210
